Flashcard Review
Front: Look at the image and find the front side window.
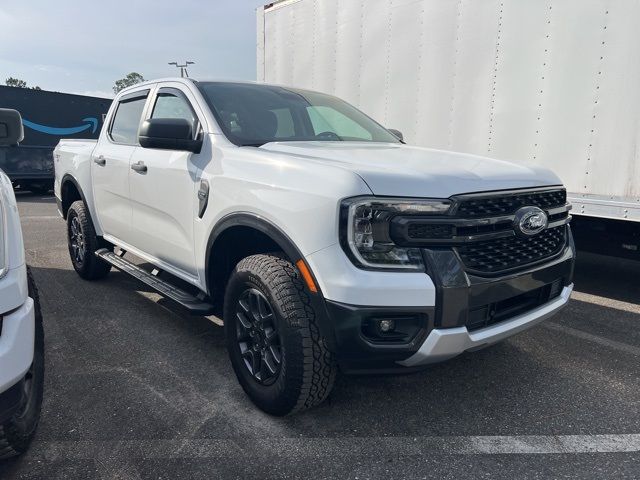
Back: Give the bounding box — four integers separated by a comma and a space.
109, 95, 147, 144
196, 82, 400, 147
151, 91, 198, 138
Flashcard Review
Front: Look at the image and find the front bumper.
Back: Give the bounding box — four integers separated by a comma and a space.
398, 284, 572, 366
318, 233, 575, 373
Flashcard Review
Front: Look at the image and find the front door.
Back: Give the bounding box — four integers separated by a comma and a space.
92, 89, 150, 243
128, 86, 202, 277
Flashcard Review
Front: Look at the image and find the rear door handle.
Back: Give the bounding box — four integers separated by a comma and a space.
131, 161, 147, 173
94, 155, 106, 166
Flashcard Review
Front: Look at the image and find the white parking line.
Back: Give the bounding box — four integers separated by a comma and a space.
20, 215, 60, 220
544, 322, 640, 357
571, 290, 640, 314
29, 434, 640, 460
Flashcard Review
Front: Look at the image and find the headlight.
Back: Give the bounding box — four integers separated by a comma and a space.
340, 197, 451, 271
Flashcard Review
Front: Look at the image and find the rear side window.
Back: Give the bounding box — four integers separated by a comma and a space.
110, 96, 147, 144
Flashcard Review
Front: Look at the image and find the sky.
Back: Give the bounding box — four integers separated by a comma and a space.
0, 0, 267, 98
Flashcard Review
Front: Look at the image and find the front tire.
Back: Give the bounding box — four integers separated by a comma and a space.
67, 200, 111, 280
224, 254, 336, 416
0, 268, 45, 460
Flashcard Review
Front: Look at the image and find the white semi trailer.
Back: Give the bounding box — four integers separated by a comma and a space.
257, 0, 640, 258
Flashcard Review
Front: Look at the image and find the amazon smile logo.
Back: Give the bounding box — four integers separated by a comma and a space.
22, 117, 98, 135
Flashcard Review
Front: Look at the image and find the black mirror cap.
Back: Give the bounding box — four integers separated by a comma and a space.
139, 118, 202, 153
0, 109, 24, 146
388, 128, 404, 142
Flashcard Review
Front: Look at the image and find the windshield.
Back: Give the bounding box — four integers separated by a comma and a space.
197, 82, 401, 147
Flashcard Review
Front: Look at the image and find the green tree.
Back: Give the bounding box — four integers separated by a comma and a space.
5, 77, 27, 88
5, 77, 41, 89
113, 72, 145, 94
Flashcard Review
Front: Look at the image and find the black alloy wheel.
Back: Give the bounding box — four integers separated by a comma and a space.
235, 288, 282, 386
68, 215, 86, 266
66, 201, 111, 280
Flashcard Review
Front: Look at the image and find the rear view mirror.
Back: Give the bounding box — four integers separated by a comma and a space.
388, 129, 403, 142
139, 118, 202, 153
0, 109, 24, 146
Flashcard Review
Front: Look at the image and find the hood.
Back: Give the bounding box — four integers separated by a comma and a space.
259, 142, 562, 198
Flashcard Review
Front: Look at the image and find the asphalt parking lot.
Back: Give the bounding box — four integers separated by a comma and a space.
1, 192, 639, 479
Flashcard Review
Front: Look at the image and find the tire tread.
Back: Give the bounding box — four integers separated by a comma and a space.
67, 200, 111, 280
232, 254, 336, 414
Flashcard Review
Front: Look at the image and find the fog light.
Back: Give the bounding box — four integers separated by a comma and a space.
378, 319, 395, 333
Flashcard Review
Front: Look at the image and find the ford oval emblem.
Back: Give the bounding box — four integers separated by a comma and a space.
514, 206, 548, 236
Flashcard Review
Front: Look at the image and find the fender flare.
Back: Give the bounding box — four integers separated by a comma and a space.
205, 212, 305, 290
59, 174, 89, 219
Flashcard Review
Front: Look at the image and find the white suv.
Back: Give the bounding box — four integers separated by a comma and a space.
0, 109, 44, 458
54, 79, 574, 415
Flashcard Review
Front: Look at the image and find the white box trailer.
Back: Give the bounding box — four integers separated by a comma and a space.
257, 0, 640, 258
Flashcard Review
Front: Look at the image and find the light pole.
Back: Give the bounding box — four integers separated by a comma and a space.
168, 61, 195, 78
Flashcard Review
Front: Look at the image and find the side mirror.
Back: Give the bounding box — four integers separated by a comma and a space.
139, 118, 202, 153
0, 109, 24, 146
388, 129, 403, 142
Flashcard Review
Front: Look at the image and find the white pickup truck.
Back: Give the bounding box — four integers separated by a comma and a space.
54, 78, 575, 415
0, 109, 44, 458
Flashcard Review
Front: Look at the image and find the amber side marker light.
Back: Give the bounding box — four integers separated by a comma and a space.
296, 259, 318, 293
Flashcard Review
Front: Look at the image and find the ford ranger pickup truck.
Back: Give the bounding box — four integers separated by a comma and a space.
0, 109, 44, 458
54, 78, 574, 415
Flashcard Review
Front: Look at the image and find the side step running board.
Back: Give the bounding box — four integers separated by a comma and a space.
95, 248, 215, 315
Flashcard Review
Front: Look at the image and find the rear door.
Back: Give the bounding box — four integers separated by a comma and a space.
92, 89, 150, 243
128, 85, 203, 278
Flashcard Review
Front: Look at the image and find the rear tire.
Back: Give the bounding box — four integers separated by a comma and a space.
224, 254, 336, 416
67, 200, 111, 280
0, 268, 45, 459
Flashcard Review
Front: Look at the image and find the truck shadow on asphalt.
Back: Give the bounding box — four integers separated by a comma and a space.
572, 250, 640, 305
14, 191, 57, 204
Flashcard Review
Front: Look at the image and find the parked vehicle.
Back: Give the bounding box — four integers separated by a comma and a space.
257, 0, 640, 260
0, 109, 44, 458
0, 86, 110, 194
54, 78, 574, 415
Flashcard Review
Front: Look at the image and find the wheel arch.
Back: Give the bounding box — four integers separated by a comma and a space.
59, 174, 87, 220
205, 213, 305, 297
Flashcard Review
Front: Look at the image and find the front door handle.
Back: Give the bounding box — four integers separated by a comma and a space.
131, 161, 147, 173
94, 155, 106, 166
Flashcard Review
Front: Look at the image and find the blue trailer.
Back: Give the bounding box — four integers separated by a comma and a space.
0, 86, 111, 193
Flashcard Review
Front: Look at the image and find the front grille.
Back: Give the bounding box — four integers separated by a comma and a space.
456, 225, 566, 275
455, 189, 566, 218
